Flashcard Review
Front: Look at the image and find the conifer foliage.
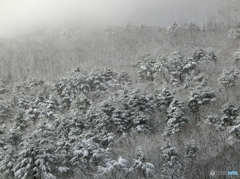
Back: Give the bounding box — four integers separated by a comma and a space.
234, 49, 240, 63
188, 82, 216, 114
134, 54, 162, 82
154, 87, 174, 112
220, 103, 239, 128
167, 22, 178, 33
129, 147, 155, 178
161, 142, 183, 179
228, 24, 240, 39
1, 43, 240, 178
219, 68, 240, 87
164, 99, 188, 136
0, 67, 159, 179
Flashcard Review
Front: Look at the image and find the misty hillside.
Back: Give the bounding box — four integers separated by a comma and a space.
1, 22, 239, 83
1, 5, 240, 177
1, 21, 240, 179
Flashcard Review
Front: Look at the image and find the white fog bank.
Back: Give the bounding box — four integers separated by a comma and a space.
0, 0, 239, 38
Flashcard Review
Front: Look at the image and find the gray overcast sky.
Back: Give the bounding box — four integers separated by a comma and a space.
0, 0, 235, 37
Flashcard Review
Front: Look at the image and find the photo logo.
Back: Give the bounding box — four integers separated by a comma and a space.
210, 170, 238, 176
228, 171, 239, 176
210, 170, 215, 176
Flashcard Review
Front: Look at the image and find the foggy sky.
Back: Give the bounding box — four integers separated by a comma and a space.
0, 0, 233, 38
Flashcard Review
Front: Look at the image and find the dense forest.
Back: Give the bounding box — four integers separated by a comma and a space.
1, 13, 240, 179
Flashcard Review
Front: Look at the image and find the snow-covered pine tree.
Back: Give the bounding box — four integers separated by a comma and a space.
204, 113, 219, 127
229, 122, 240, 139
70, 93, 91, 114
186, 22, 200, 31
228, 27, 240, 39
206, 48, 218, 62
39, 94, 60, 120
188, 81, 216, 118
183, 140, 199, 177
54, 113, 90, 177
185, 140, 199, 158
219, 68, 240, 87
192, 49, 207, 62
10, 122, 66, 179
186, 22, 201, 38
219, 68, 239, 100
11, 109, 29, 131
234, 49, 240, 64
167, 22, 178, 33
161, 142, 183, 179
220, 103, 239, 128
133, 54, 162, 82
0, 127, 18, 179
154, 87, 174, 112
0, 80, 7, 95
0, 144, 16, 179
70, 136, 109, 176
162, 51, 198, 85
97, 156, 128, 178
0, 100, 12, 122
87, 88, 156, 134
127, 147, 155, 178
164, 99, 188, 136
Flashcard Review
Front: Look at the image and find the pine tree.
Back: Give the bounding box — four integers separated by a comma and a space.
220, 103, 239, 128
186, 22, 201, 38
162, 52, 182, 85
12, 109, 29, 131
228, 27, 240, 39
70, 93, 91, 114
154, 87, 174, 112
192, 49, 206, 62
70, 136, 109, 175
219, 68, 240, 87
188, 81, 216, 118
185, 141, 199, 157
127, 147, 155, 178
133, 54, 162, 82
0, 126, 17, 178
164, 99, 188, 136
206, 48, 218, 62
234, 49, 240, 64
12, 123, 60, 179
0, 100, 12, 121
97, 156, 128, 178
167, 22, 178, 33
229, 122, 240, 139
186, 22, 201, 32
204, 113, 219, 126
0, 80, 7, 95
161, 142, 183, 179
219, 68, 239, 100
87, 89, 156, 134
